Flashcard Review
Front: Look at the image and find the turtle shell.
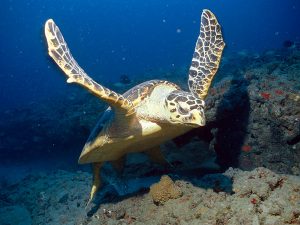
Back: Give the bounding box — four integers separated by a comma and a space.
79, 80, 180, 163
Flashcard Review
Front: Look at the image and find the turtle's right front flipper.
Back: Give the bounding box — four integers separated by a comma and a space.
188, 10, 225, 100
44, 19, 134, 115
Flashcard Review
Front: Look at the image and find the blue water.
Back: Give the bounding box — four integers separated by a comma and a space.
1, 0, 300, 110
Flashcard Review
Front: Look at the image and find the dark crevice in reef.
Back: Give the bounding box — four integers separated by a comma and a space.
172, 78, 251, 171
212, 78, 250, 170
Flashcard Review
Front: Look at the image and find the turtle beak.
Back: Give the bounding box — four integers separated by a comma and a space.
190, 109, 206, 127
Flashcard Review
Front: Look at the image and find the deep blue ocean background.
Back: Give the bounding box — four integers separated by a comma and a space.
1, 0, 300, 110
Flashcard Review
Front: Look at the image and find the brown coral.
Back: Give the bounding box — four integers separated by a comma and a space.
149, 175, 182, 205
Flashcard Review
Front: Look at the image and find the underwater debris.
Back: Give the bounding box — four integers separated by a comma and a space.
149, 175, 182, 205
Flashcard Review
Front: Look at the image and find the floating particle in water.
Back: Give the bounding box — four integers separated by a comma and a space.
176, 28, 181, 33
162, 19, 166, 23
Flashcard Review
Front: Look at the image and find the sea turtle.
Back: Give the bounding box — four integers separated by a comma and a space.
44, 9, 225, 205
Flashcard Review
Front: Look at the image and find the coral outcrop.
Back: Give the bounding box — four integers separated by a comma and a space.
149, 175, 182, 205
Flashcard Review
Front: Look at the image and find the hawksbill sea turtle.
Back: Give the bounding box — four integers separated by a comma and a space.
44, 9, 225, 205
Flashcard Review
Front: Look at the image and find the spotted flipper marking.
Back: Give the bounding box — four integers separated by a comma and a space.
44, 19, 134, 115
188, 9, 225, 100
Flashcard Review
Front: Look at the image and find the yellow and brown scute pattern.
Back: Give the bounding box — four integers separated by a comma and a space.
44, 19, 134, 114
123, 80, 180, 108
188, 9, 225, 100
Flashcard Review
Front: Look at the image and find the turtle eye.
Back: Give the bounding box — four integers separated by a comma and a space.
177, 102, 189, 115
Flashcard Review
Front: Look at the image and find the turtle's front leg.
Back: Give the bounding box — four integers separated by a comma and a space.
86, 162, 103, 207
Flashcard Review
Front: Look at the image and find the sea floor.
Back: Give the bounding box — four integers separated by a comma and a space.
1, 166, 299, 225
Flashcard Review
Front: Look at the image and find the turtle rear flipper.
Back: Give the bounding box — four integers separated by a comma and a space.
45, 19, 134, 115
188, 9, 225, 100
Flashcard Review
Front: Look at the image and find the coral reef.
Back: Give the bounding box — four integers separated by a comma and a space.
174, 48, 300, 174
149, 175, 182, 205
1, 167, 299, 224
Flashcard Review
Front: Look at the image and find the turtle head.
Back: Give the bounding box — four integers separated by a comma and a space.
164, 90, 205, 127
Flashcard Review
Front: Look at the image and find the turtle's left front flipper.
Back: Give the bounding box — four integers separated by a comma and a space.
188, 10, 225, 100
44, 19, 134, 115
